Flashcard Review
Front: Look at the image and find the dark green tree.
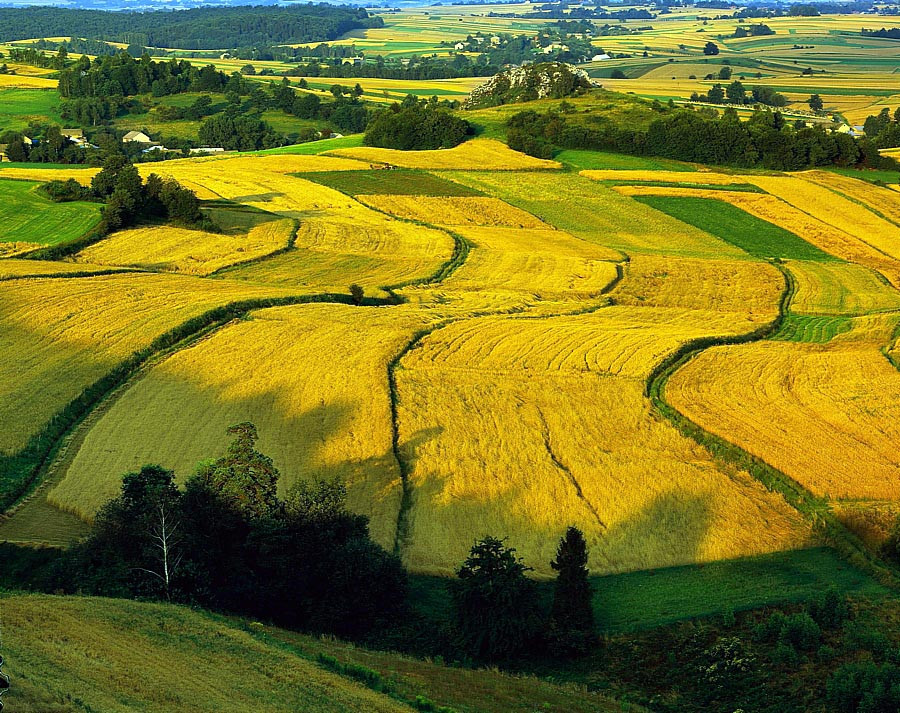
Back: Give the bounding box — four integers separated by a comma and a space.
195, 422, 279, 519
704, 41, 720, 55
808, 93, 824, 112
451, 536, 541, 661
547, 526, 595, 657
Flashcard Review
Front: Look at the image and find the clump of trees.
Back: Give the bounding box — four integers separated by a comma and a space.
863, 106, 900, 149
43, 153, 208, 233
63, 423, 407, 639
507, 104, 899, 171
690, 81, 787, 108
451, 528, 596, 662
364, 94, 471, 150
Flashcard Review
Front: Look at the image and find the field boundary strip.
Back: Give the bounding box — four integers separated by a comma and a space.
645, 262, 900, 588
0, 267, 143, 282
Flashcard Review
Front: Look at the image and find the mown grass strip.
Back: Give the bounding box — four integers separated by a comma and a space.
770, 314, 854, 343
635, 194, 838, 262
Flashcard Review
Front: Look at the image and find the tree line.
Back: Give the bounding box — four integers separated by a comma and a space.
0, 5, 382, 49
507, 104, 899, 172
24, 423, 595, 661
862, 107, 900, 149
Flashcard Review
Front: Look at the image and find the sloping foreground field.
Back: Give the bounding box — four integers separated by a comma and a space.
0, 594, 414, 713
48, 304, 433, 549
0, 273, 313, 455
0, 179, 101, 247
0, 592, 634, 713
73, 218, 295, 276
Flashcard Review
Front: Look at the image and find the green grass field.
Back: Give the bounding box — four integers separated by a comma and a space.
557, 149, 697, 172
411, 548, 887, 635
303, 169, 483, 196
0, 88, 63, 131
0, 179, 102, 246
635, 195, 838, 261
253, 133, 364, 155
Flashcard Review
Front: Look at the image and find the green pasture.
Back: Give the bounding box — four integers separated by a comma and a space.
411, 548, 887, 634
557, 149, 697, 172
0, 88, 63, 132
635, 194, 838, 261
303, 169, 483, 196
251, 133, 364, 155
0, 179, 102, 246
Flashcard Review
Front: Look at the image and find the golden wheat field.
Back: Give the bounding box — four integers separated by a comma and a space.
0, 242, 41, 258
327, 138, 561, 170
359, 195, 548, 228
0, 258, 130, 279
667, 317, 900, 500
396, 359, 810, 576
74, 218, 295, 276
802, 170, 900, 227
49, 304, 433, 549
222, 208, 454, 295
0, 273, 303, 454
580, 170, 748, 185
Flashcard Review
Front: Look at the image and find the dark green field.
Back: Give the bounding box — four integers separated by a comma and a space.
635, 194, 838, 261
304, 169, 484, 196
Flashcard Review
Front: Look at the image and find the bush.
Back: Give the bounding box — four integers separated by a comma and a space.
41, 178, 90, 202
809, 588, 850, 629
779, 613, 821, 652
697, 637, 756, 691
828, 661, 900, 713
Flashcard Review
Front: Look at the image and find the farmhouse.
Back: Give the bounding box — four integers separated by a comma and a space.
592, 53, 612, 61
61, 128, 85, 144
122, 130, 153, 144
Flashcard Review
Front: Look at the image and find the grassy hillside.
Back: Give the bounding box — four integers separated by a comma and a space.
0, 593, 635, 713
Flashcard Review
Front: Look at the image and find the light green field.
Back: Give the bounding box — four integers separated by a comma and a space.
0, 88, 63, 130
0, 179, 101, 246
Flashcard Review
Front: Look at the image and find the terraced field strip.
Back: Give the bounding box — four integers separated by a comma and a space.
445, 171, 744, 259
802, 170, 900, 228
787, 261, 900, 316
74, 218, 296, 276
326, 138, 562, 170
303, 169, 483, 196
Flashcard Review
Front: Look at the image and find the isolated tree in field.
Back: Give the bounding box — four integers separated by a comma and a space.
726, 80, 746, 104
349, 283, 364, 305
451, 536, 541, 661
703, 41, 720, 56
547, 526, 595, 657
195, 421, 279, 519
808, 93, 824, 112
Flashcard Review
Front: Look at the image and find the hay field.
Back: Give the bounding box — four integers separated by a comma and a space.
667, 319, 900, 500
802, 170, 900, 227
326, 138, 561, 170
74, 218, 295, 276
0, 273, 303, 454
1, 594, 412, 713
49, 304, 432, 549
0, 258, 130, 279
222, 208, 455, 295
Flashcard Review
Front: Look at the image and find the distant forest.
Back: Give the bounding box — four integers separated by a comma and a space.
0, 4, 383, 49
